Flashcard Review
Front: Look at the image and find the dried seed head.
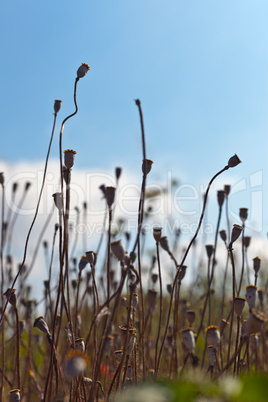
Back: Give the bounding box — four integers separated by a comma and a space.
85, 251, 97, 266
230, 224, 243, 245
146, 289, 158, 314
205, 326, 220, 349
153, 227, 162, 242
177, 265, 187, 281
181, 328, 195, 354
243, 236, 251, 248
9, 389, 20, 402
4, 288, 17, 308
25, 182, 31, 191
167, 284, 172, 294
64, 149, 77, 169
142, 159, 154, 176
246, 309, 266, 336
205, 245, 214, 259
54, 100, 62, 113
245, 285, 258, 309
219, 319, 229, 334
105, 186, 116, 208
65, 352, 87, 378
207, 346, 216, 367
151, 273, 158, 284
219, 230, 227, 242
186, 310, 196, 326
159, 236, 170, 253
253, 257, 261, 274
115, 167, 122, 181
239, 208, 248, 223
83, 377, 93, 387
224, 184, 231, 196
79, 255, 88, 271
217, 190, 225, 207
33, 316, 50, 336
77, 63, 90, 78
0, 172, 4, 186
228, 154, 242, 168
234, 297, 246, 316
52, 192, 63, 211
75, 338, 85, 353
111, 240, 125, 261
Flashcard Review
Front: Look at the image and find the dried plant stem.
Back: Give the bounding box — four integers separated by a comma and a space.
154, 240, 163, 372
156, 165, 229, 376
227, 245, 236, 365
0, 110, 59, 326
14, 306, 21, 389
233, 315, 240, 374
0, 182, 5, 399
237, 223, 245, 296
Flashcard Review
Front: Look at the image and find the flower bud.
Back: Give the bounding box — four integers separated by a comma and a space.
77, 63, 90, 78
54, 100, 62, 113
142, 159, 153, 176
64, 149, 76, 169
33, 316, 50, 336
228, 154, 242, 168
4, 288, 17, 308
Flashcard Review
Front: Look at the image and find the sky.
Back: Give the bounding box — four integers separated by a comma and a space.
1, 1, 268, 301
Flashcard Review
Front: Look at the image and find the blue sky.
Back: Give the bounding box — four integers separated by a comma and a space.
1, 0, 268, 237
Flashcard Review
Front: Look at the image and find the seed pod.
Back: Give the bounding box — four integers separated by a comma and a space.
239, 208, 248, 223
217, 190, 225, 207
219, 319, 229, 334
0, 172, 4, 186
64, 149, 76, 169
159, 236, 170, 253
151, 273, 158, 284
153, 227, 162, 242
105, 186, 116, 208
219, 230, 227, 242
243, 236, 251, 248
52, 192, 63, 211
177, 265, 187, 281
54, 100, 62, 113
115, 167, 122, 181
245, 285, 258, 309
205, 326, 220, 349
4, 288, 17, 308
224, 184, 231, 196
253, 257, 261, 274
79, 255, 88, 271
33, 316, 51, 336
246, 309, 266, 336
205, 245, 214, 259
230, 224, 243, 245
111, 240, 125, 261
83, 377, 93, 386
142, 159, 153, 176
186, 310, 196, 326
75, 338, 85, 353
181, 328, 195, 354
9, 389, 20, 402
228, 154, 242, 168
85, 251, 97, 266
77, 63, 90, 78
234, 297, 246, 316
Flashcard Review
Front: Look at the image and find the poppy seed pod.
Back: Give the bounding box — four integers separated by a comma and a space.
142, 159, 154, 176
219, 319, 229, 334
159, 236, 170, 253
224, 184, 231, 196
151, 273, 158, 284
167, 284, 172, 294
79, 256, 88, 271
243, 236, 251, 248
85, 251, 97, 266
0, 172, 4, 186
54, 99, 62, 113
75, 338, 85, 353
239, 208, 248, 223
77, 63, 90, 78
246, 309, 266, 336
205, 326, 220, 349
177, 265, 187, 281
105, 186, 116, 208
234, 297, 246, 316
4, 288, 17, 308
33, 316, 50, 336
245, 285, 258, 309
228, 154, 242, 168
219, 230, 227, 243
52, 192, 63, 211
9, 389, 21, 402
207, 346, 216, 367
153, 227, 162, 242
115, 167, 122, 181
186, 310, 196, 326
253, 257, 261, 274
217, 190, 225, 207
181, 328, 195, 354
111, 240, 125, 262
64, 149, 77, 169
205, 245, 214, 259
230, 224, 243, 245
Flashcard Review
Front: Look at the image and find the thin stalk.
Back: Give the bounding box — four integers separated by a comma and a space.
0, 181, 5, 399
154, 240, 163, 372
